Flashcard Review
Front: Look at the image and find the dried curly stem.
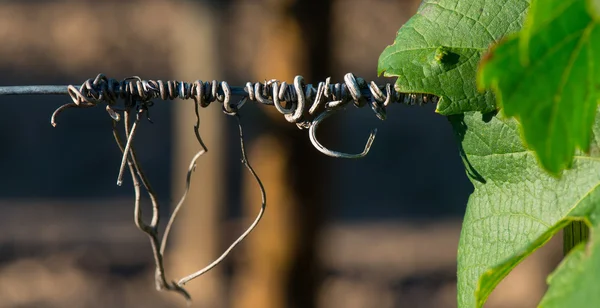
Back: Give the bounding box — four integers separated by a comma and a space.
122, 110, 161, 230
112, 113, 191, 303
160, 149, 205, 255
177, 114, 266, 287
161, 97, 208, 255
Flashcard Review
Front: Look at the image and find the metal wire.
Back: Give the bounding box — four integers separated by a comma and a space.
0, 73, 438, 158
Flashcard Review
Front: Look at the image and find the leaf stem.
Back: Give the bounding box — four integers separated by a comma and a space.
563, 220, 589, 255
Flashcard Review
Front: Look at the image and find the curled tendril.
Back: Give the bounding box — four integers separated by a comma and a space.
48, 73, 440, 303
111, 114, 191, 303
309, 109, 377, 159
51, 73, 439, 158
177, 114, 266, 287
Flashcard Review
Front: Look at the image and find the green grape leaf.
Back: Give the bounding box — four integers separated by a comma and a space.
452, 108, 600, 308
377, 0, 530, 115
478, 0, 600, 175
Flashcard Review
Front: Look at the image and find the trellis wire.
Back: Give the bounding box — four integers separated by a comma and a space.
0, 73, 438, 303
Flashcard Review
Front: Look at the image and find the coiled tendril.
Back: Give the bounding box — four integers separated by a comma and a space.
53, 73, 438, 159
49, 73, 439, 303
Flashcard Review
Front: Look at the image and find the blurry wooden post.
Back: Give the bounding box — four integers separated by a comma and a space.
231, 1, 331, 308
168, 1, 225, 307
289, 2, 332, 306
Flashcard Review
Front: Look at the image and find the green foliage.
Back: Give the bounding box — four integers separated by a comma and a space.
539, 225, 600, 307
377, 0, 529, 115
451, 110, 600, 307
378, 0, 600, 307
478, 0, 600, 175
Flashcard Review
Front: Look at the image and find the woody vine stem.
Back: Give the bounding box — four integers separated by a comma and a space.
0, 73, 438, 303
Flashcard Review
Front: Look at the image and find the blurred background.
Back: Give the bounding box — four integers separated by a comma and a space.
0, 0, 563, 307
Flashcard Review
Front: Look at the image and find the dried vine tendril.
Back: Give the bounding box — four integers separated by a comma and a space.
52, 73, 438, 163
41, 73, 438, 302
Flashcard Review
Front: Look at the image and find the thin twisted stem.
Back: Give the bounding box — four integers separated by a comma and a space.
177, 115, 266, 287
0, 73, 440, 303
